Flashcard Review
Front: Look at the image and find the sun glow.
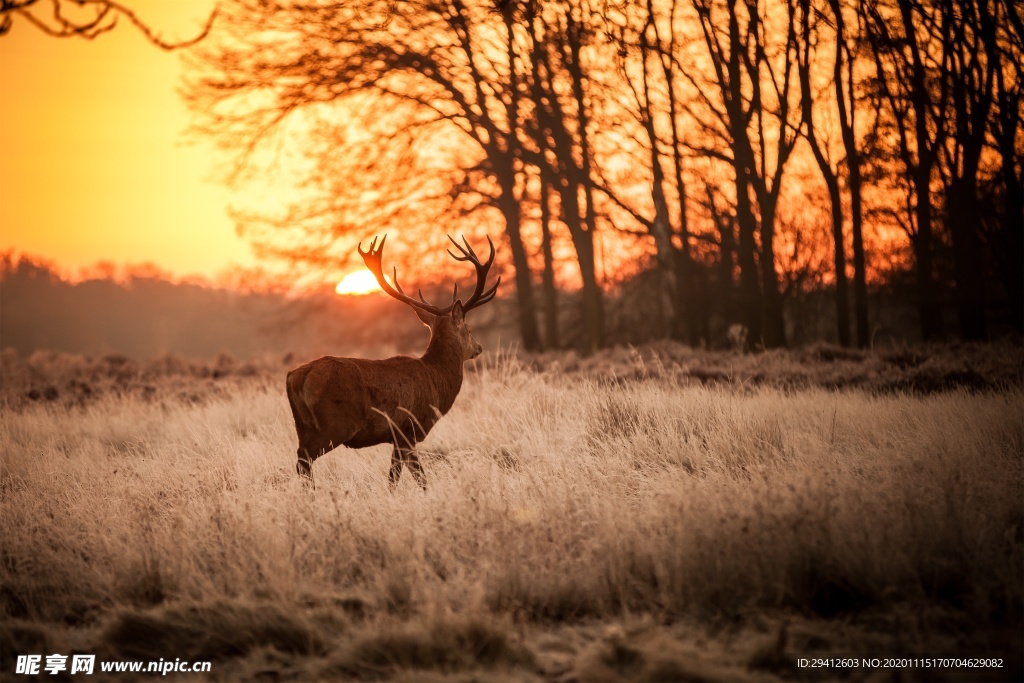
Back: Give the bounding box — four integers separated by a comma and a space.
335, 270, 381, 296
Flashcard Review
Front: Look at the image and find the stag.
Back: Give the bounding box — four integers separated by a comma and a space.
286, 235, 499, 489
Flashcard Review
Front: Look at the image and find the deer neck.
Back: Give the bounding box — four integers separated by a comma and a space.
421, 328, 464, 408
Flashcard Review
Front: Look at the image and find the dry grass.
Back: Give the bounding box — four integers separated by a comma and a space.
1, 349, 1022, 681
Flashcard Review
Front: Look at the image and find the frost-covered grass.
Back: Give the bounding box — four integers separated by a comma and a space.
2, 352, 1022, 681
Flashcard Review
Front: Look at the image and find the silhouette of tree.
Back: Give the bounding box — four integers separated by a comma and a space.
185, 0, 550, 350
522, 0, 606, 351
537, 161, 561, 349
864, 0, 950, 341
1, 0, 216, 49
181, 0, 1021, 349
979, 0, 1023, 332
937, 0, 997, 340
798, 0, 852, 346
831, 0, 870, 348
595, 0, 698, 343
687, 0, 802, 349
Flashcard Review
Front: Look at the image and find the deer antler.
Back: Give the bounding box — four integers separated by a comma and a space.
358, 234, 499, 316
358, 235, 454, 316
447, 234, 500, 312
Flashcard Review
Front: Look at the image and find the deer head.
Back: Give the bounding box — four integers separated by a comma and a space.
357, 234, 499, 361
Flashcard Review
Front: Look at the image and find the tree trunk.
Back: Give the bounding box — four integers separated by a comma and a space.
710, 189, 737, 335
648, 6, 692, 342
834, 0, 870, 348
994, 156, 1024, 332
496, 168, 543, 351
799, 0, 850, 346
566, 12, 605, 351
826, 176, 851, 346
849, 161, 870, 347
912, 173, 943, 340
903, 0, 945, 341
759, 197, 787, 348
637, 29, 677, 338
575, 225, 604, 353
734, 178, 763, 346
947, 169, 988, 340
557, 178, 604, 353
942, 1, 992, 341
539, 170, 560, 349
650, 164, 678, 339
987, 3, 1023, 333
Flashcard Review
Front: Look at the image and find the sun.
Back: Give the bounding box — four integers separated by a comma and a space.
335, 270, 380, 296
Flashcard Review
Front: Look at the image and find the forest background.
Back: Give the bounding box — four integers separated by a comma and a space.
2, 0, 1021, 361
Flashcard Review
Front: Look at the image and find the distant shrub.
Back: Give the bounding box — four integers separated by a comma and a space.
103, 602, 325, 661
328, 616, 535, 678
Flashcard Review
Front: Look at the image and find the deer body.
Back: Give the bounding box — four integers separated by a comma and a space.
286, 235, 496, 489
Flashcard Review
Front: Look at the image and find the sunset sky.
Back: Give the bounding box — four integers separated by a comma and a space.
0, 0, 259, 281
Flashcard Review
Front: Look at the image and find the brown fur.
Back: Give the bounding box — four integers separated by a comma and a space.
286, 303, 481, 489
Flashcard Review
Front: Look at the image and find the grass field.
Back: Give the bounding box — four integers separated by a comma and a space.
2, 345, 1022, 681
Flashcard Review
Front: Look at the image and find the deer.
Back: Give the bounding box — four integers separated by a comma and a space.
285, 234, 499, 490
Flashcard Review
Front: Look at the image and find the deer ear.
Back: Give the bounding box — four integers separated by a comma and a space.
451, 300, 465, 326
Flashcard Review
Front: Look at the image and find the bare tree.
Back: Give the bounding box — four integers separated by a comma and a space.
833, 0, 870, 347
980, 0, 1023, 332
864, 0, 950, 340
689, 0, 802, 348
798, 0, 852, 346
649, 0, 699, 345
937, 0, 997, 340
185, 0, 544, 349
181, 0, 1021, 349
524, 0, 606, 351
595, 0, 699, 342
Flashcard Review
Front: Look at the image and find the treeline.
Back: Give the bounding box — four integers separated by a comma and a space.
186, 0, 1022, 350
0, 250, 955, 358
0, 254, 453, 359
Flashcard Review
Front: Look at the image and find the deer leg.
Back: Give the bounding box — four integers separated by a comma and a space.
388, 446, 405, 491
389, 446, 426, 492
405, 451, 427, 491
296, 448, 315, 488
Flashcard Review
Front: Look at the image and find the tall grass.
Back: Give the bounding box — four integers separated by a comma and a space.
1, 353, 1021, 680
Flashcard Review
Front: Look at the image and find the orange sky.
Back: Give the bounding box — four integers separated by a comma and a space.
0, 0, 259, 281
